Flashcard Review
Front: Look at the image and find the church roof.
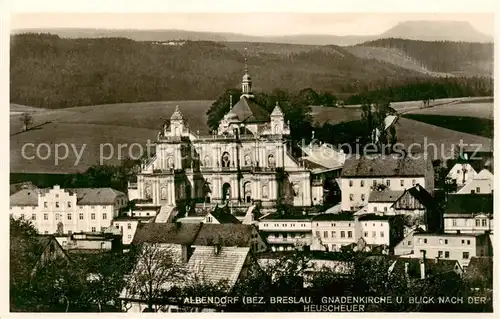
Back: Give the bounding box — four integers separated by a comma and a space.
170, 105, 183, 121
270, 103, 284, 117
230, 96, 269, 123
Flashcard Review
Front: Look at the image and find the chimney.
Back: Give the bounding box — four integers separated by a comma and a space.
214, 243, 221, 255
404, 262, 409, 276
420, 250, 426, 279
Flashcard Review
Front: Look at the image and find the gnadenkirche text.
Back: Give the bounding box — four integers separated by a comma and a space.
181, 296, 489, 310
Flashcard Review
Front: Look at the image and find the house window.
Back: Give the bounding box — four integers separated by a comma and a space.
412, 179, 416, 186
315, 231, 320, 238
372, 231, 376, 238
207, 216, 212, 222
323, 231, 328, 238
340, 231, 345, 238
476, 187, 480, 193
67, 201, 71, 208
424, 239, 427, 244
91, 213, 96, 220
452, 219, 457, 226
331, 231, 336, 238
384, 207, 388, 212
348, 231, 353, 238
445, 251, 450, 258
445, 239, 448, 244
482, 219, 487, 227
361, 194, 365, 201
349, 180, 353, 187
467, 240, 470, 245
103, 213, 107, 220
364, 232, 368, 237
471, 190, 476, 194
44, 213, 48, 220
20, 214, 25, 219
44, 202, 48, 208
67, 213, 72, 220
463, 252, 469, 259
91, 227, 96, 232
128, 235, 132, 240
457, 170, 460, 174
418, 238, 422, 244
55, 202, 60, 208
350, 207, 354, 211
31, 214, 36, 220
44, 231, 48, 234
55, 214, 60, 220
400, 180, 404, 187
127, 223, 132, 230
476, 219, 481, 227
360, 180, 364, 187
374, 207, 378, 212
349, 194, 354, 201
101, 227, 106, 231
380, 231, 384, 238
79, 213, 84, 220
407, 240, 411, 245
438, 251, 443, 258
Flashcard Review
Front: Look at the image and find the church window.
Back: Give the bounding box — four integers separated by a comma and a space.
268, 154, 275, 168
244, 155, 251, 166
221, 152, 230, 168
274, 124, 280, 134
204, 156, 211, 167
160, 187, 167, 200
262, 185, 269, 199
167, 157, 174, 168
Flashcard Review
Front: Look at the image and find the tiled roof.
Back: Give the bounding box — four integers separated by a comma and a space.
444, 194, 493, 214
67, 188, 126, 205
368, 190, 404, 203
312, 212, 354, 221
186, 246, 250, 289
132, 223, 202, 245
341, 154, 429, 177
193, 224, 255, 247
230, 96, 269, 123
10, 189, 44, 206
10, 181, 37, 195
210, 206, 241, 224
358, 214, 391, 221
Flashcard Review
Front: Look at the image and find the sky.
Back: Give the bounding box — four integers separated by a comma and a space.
10, 12, 494, 36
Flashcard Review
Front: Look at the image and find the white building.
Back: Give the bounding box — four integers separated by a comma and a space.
311, 213, 356, 252
128, 66, 319, 209
258, 213, 312, 251
457, 169, 493, 194
443, 194, 493, 235
366, 190, 402, 214
10, 185, 127, 235
340, 154, 434, 211
358, 214, 391, 247
447, 162, 477, 186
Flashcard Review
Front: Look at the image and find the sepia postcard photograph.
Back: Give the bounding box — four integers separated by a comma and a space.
3, 0, 497, 314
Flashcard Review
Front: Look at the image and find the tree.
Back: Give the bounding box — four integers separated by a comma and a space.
124, 243, 187, 312
19, 112, 34, 131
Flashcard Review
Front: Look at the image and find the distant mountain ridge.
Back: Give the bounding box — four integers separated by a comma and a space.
12, 20, 493, 45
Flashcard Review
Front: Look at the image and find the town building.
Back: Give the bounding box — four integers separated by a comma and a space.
447, 162, 477, 186
366, 189, 402, 214
456, 169, 493, 194
443, 194, 493, 235
128, 65, 321, 209
10, 185, 127, 235
258, 213, 313, 251
311, 213, 356, 252
412, 232, 492, 268
340, 154, 434, 211
55, 230, 123, 253
192, 223, 268, 253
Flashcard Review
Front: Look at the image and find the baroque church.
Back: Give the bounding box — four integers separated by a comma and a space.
129, 65, 324, 208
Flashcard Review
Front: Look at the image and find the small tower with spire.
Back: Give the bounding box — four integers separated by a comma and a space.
270, 101, 285, 135
170, 105, 185, 136
241, 49, 254, 99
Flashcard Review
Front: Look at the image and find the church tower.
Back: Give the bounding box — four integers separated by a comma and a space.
270, 102, 285, 135
170, 105, 185, 136
241, 57, 254, 99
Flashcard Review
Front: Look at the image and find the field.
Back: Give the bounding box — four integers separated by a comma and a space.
401, 114, 493, 138
10, 98, 493, 174
405, 101, 493, 119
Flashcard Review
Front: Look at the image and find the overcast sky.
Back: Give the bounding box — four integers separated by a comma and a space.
10, 12, 494, 36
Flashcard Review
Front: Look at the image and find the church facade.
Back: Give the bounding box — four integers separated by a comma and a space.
129, 66, 323, 208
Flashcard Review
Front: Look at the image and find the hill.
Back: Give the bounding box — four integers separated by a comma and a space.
381, 21, 492, 43
11, 33, 429, 109
356, 38, 493, 77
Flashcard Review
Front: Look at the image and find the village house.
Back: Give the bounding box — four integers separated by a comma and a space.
456, 169, 493, 194
340, 154, 434, 211
447, 162, 477, 187
366, 189, 402, 214
388, 256, 463, 280
258, 212, 313, 252
394, 227, 425, 256
443, 193, 493, 235
55, 229, 122, 252
311, 213, 356, 252
10, 185, 128, 235
412, 232, 492, 269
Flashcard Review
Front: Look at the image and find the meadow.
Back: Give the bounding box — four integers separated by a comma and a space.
10, 98, 493, 174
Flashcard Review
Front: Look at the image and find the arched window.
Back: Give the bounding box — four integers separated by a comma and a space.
221, 152, 230, 168
222, 183, 231, 201
244, 154, 251, 166
262, 185, 268, 199
204, 156, 211, 167
167, 157, 174, 168
268, 154, 275, 168
160, 187, 167, 200
145, 186, 152, 199
274, 124, 280, 134
244, 182, 252, 203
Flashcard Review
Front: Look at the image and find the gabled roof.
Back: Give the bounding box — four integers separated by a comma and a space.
369, 190, 404, 203
10, 189, 46, 206
132, 223, 202, 245
10, 181, 37, 195
393, 185, 438, 210
67, 188, 127, 205
444, 194, 493, 214
229, 96, 269, 123
209, 206, 241, 224
187, 246, 250, 289
193, 224, 256, 247
341, 154, 429, 177
475, 169, 493, 180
